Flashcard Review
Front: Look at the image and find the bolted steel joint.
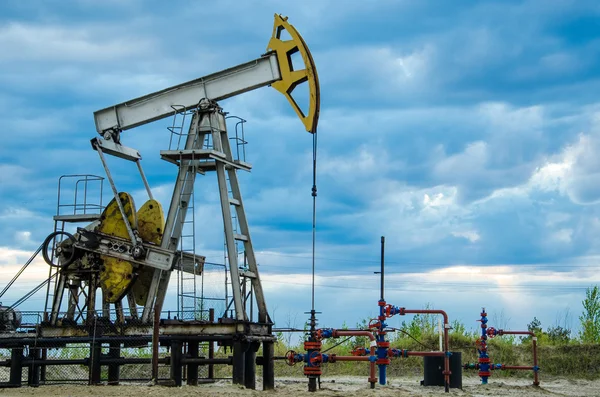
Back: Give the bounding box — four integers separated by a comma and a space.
132, 245, 146, 259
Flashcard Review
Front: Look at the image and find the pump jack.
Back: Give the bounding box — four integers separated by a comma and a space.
40, 14, 319, 329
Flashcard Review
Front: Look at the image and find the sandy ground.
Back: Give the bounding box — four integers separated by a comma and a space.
1, 376, 599, 397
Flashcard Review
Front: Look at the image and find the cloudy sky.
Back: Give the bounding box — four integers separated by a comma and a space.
1, 0, 600, 338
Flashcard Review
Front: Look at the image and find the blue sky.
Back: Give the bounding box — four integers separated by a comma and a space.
1, 0, 600, 338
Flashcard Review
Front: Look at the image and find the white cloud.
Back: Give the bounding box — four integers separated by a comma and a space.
0, 207, 38, 220
316, 44, 435, 99
434, 141, 488, 180
551, 228, 573, 244
451, 230, 481, 243
501, 130, 600, 205
14, 231, 31, 245
0, 22, 154, 62
320, 145, 404, 179
0, 165, 32, 187
345, 183, 464, 249
478, 102, 544, 133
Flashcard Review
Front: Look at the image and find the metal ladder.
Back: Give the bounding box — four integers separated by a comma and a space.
223, 171, 250, 319
168, 108, 203, 321
222, 116, 250, 319
177, 161, 198, 320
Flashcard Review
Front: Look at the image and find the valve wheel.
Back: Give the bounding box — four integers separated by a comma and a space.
487, 327, 497, 338
42, 231, 77, 268
285, 350, 297, 366
368, 319, 380, 329
308, 351, 322, 366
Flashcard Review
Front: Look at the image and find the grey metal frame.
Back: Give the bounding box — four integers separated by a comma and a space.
93, 54, 280, 134
150, 100, 269, 323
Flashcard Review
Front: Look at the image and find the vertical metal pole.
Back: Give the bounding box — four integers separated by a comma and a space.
380, 236, 385, 301
152, 307, 160, 382
27, 347, 41, 386
208, 308, 215, 380
170, 340, 183, 387
10, 346, 23, 387
262, 341, 275, 390
108, 341, 120, 385
308, 374, 317, 392
377, 236, 387, 386
89, 342, 102, 385
187, 340, 199, 386
232, 341, 246, 385
244, 342, 259, 389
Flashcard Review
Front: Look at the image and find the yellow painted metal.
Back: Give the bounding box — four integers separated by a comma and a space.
131, 199, 165, 305
97, 192, 138, 303
267, 14, 320, 134
136, 199, 164, 245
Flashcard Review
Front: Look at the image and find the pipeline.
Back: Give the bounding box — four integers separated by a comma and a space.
329, 330, 377, 387
287, 328, 378, 388
376, 302, 451, 393
289, 306, 453, 391
466, 308, 540, 386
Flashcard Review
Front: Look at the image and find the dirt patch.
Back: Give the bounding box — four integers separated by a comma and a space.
1, 376, 598, 397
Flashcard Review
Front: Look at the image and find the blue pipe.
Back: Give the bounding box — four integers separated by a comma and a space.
377, 299, 388, 385
296, 352, 330, 364
478, 308, 490, 384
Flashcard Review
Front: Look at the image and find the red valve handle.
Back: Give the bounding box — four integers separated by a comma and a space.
309, 351, 322, 366
368, 319, 381, 329
285, 350, 297, 366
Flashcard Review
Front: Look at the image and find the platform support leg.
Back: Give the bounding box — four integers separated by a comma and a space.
10, 346, 24, 387
108, 341, 121, 385
263, 341, 275, 390
89, 342, 102, 385
244, 342, 259, 389
208, 308, 215, 380
27, 347, 41, 387
187, 340, 199, 386
232, 340, 246, 386
171, 339, 183, 387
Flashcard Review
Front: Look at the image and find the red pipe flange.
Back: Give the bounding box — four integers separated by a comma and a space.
304, 341, 322, 350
